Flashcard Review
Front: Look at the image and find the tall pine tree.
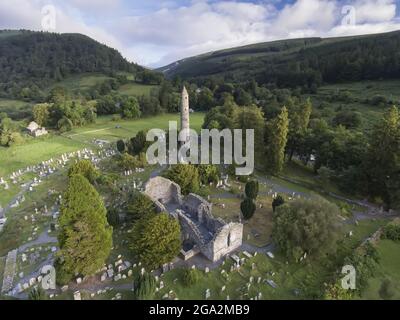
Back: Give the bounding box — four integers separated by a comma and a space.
57, 174, 112, 282
265, 106, 289, 174
367, 106, 400, 209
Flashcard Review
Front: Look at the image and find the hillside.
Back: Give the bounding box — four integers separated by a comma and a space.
160, 30, 400, 89
0, 30, 145, 99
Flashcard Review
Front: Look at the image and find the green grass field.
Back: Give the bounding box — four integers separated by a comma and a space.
0, 113, 205, 177
63, 112, 205, 144
0, 135, 85, 177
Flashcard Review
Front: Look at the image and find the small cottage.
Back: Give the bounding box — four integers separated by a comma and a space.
27, 121, 48, 137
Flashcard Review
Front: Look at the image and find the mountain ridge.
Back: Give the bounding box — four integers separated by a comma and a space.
159, 30, 400, 89
0, 29, 146, 99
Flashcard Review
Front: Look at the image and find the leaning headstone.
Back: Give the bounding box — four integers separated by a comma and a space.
205, 289, 211, 299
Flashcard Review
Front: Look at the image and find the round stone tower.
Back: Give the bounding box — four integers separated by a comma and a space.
180, 86, 190, 142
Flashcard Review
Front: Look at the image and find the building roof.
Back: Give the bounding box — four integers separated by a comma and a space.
27, 121, 40, 132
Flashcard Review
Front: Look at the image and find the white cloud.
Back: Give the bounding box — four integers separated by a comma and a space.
352, 0, 396, 23
273, 0, 337, 33
0, 0, 399, 67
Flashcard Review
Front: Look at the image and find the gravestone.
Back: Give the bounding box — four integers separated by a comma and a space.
205, 289, 211, 299
73, 291, 81, 300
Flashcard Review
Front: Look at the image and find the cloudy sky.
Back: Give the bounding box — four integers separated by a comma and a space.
0, 0, 399, 67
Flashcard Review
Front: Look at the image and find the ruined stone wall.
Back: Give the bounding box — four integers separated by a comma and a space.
182, 193, 212, 223
209, 223, 243, 262
177, 210, 206, 246
144, 176, 182, 205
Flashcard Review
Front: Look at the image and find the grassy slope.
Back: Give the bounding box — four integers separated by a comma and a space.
45, 73, 112, 94
308, 79, 400, 129
362, 239, 400, 299
117, 83, 158, 96
46, 72, 158, 97
0, 99, 32, 120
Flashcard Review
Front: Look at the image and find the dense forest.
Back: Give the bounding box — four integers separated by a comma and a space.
161, 31, 400, 91
0, 30, 159, 100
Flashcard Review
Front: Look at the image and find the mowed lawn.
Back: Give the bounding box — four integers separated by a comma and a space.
63, 113, 205, 144
0, 113, 205, 177
0, 135, 85, 177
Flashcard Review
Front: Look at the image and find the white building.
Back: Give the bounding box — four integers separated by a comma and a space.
27, 121, 48, 137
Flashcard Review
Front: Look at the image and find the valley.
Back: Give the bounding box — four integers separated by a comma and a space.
0, 28, 399, 302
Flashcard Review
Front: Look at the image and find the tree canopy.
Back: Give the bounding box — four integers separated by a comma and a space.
272, 197, 342, 260
57, 174, 113, 283
130, 213, 181, 270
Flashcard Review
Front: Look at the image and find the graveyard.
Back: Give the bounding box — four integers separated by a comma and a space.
0, 94, 398, 300
0, 129, 395, 300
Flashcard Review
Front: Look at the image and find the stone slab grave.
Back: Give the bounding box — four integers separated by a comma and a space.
1, 249, 18, 294
230, 254, 240, 265
266, 279, 277, 289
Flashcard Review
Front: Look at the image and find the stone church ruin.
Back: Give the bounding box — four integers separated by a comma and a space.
144, 176, 243, 262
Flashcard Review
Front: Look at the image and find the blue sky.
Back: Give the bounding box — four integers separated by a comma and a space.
0, 0, 399, 67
